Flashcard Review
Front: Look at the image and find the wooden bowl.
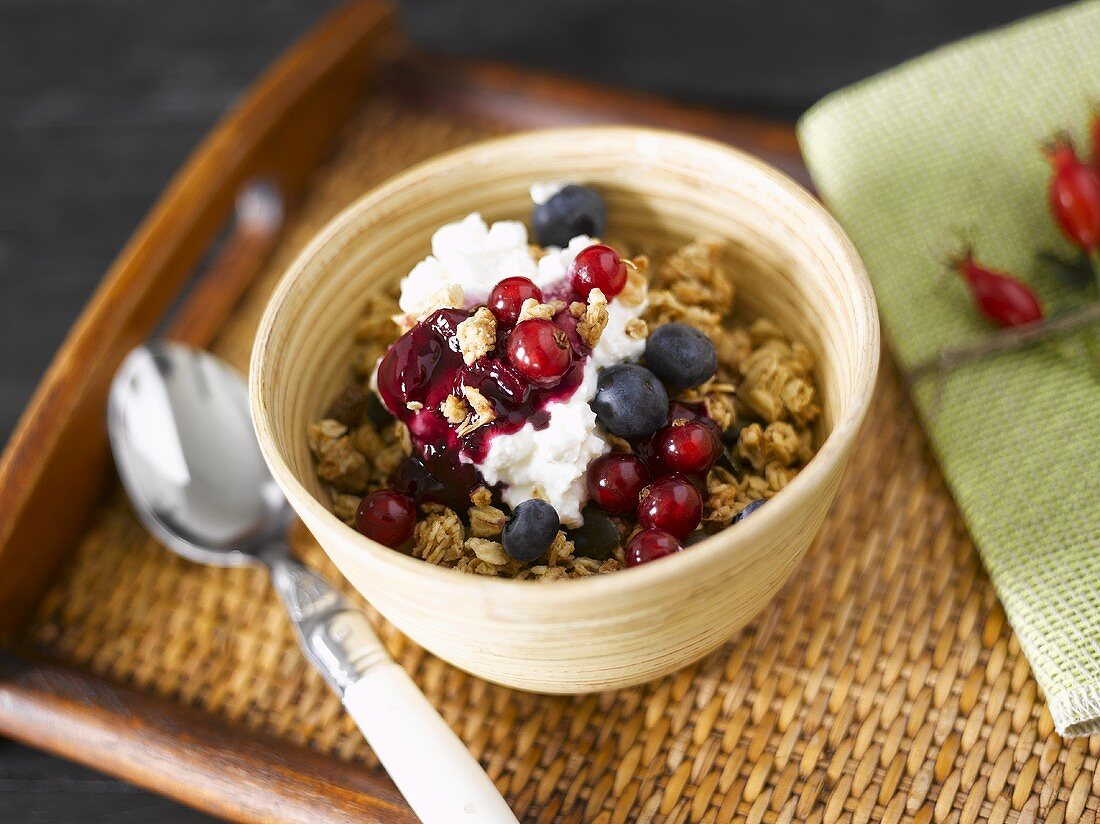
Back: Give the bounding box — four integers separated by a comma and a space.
250, 127, 879, 693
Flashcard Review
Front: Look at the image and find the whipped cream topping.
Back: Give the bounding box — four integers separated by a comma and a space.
391, 211, 647, 527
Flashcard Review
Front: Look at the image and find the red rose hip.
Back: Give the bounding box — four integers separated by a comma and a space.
951, 249, 1043, 328
1045, 137, 1100, 253
507, 318, 573, 384
356, 489, 416, 547
637, 475, 702, 538
488, 276, 542, 326
625, 528, 682, 567
586, 453, 649, 514
654, 418, 722, 474
569, 244, 627, 298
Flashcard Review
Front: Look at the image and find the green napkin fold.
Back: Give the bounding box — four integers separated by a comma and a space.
798, 1, 1100, 736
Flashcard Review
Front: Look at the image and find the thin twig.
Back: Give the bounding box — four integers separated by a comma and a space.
905, 301, 1100, 387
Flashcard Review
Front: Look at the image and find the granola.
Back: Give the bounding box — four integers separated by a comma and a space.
517, 298, 557, 323
456, 385, 495, 437
455, 307, 497, 365
576, 288, 609, 348
310, 208, 821, 579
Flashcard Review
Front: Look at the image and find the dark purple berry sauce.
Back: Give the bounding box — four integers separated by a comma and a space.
376, 281, 594, 508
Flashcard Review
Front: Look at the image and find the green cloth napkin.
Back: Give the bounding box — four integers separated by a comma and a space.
798, 1, 1100, 736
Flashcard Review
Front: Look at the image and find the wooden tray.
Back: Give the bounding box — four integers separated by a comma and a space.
2, 2, 1097, 822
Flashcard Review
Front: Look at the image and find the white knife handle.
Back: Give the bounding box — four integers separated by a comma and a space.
343, 664, 519, 824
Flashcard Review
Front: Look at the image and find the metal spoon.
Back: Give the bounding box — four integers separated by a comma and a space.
108, 341, 517, 824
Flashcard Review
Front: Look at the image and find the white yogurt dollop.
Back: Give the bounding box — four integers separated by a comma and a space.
477, 297, 644, 526
529, 180, 567, 206
399, 213, 593, 315
394, 211, 646, 527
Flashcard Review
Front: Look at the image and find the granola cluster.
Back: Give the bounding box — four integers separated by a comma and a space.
307, 394, 412, 525
407, 496, 624, 580
309, 237, 821, 579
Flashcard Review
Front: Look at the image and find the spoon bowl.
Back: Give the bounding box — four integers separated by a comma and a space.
108, 342, 292, 567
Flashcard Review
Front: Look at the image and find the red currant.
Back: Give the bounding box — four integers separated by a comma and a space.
951, 249, 1043, 328
586, 453, 649, 514
1045, 137, 1100, 253
637, 475, 702, 538
488, 277, 542, 326
356, 489, 416, 547
506, 318, 572, 384
653, 418, 722, 474
569, 244, 627, 298
625, 528, 682, 567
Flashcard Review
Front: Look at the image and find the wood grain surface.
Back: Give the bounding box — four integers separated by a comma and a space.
399, 0, 1067, 117
0, 742, 214, 824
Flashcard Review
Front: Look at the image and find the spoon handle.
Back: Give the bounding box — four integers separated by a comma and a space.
267, 551, 518, 824
343, 664, 519, 823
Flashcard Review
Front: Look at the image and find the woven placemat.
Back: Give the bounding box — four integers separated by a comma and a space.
23, 91, 1100, 823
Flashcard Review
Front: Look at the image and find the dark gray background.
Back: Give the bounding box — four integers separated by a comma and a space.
0, 0, 1066, 820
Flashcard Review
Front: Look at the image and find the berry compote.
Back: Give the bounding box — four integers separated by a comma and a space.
376, 257, 616, 509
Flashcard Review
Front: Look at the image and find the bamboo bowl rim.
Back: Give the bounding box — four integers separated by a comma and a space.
250, 126, 880, 606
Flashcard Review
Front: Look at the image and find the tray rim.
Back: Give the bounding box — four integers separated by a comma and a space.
0, 1, 818, 821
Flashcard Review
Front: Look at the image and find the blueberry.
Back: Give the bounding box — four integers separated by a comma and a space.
720, 419, 748, 446
502, 499, 560, 562
365, 391, 393, 429
591, 363, 669, 439
683, 531, 710, 547
533, 184, 607, 248
733, 499, 765, 523
569, 508, 620, 560
644, 323, 718, 389
716, 424, 746, 473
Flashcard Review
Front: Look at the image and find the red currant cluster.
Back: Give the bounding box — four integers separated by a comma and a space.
493, 243, 627, 384
952, 109, 1100, 329
586, 407, 724, 567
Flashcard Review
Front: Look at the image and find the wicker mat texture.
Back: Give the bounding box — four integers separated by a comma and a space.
21, 91, 1100, 824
